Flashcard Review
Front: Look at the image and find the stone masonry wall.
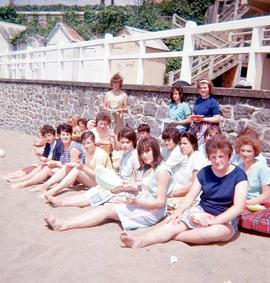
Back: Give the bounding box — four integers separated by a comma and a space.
0, 79, 269, 163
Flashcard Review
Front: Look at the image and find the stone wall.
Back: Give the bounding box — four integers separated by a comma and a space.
0, 78, 269, 163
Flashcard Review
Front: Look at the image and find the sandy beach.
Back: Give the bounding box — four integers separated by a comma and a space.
0, 128, 269, 283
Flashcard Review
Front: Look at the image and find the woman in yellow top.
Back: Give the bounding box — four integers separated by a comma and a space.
43, 131, 111, 198
104, 73, 128, 135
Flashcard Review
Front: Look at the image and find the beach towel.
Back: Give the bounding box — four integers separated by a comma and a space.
238, 208, 270, 235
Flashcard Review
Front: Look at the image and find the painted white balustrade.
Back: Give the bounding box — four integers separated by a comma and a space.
0, 15, 269, 89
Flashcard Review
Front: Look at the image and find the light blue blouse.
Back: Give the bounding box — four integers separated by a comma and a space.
239, 160, 270, 199
167, 101, 191, 132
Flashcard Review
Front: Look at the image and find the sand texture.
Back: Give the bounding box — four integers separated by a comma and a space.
0, 129, 269, 283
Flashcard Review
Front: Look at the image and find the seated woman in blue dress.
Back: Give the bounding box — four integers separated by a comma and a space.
190, 78, 220, 146
120, 134, 248, 248
167, 86, 191, 133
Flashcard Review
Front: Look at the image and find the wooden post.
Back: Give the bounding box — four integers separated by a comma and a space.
137, 40, 145, 84
26, 47, 32, 79
208, 56, 215, 78
103, 33, 113, 83
233, 0, 240, 20
77, 47, 84, 82
57, 46, 63, 80
180, 21, 196, 84
247, 27, 263, 89
40, 51, 46, 79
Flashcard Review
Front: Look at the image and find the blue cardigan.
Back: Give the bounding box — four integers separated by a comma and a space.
42, 139, 63, 161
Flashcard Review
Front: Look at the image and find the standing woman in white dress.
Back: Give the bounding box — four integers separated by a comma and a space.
43, 136, 173, 232
103, 73, 128, 135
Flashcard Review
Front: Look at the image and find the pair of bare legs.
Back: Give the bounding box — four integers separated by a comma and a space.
10, 165, 56, 189
1, 169, 28, 181
40, 166, 96, 197
120, 219, 235, 248
6, 164, 44, 183
45, 191, 90, 208
43, 203, 119, 231
43, 205, 235, 249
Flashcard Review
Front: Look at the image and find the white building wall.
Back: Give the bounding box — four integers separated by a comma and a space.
46, 29, 70, 46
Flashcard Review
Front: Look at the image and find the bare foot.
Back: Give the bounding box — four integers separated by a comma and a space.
38, 192, 47, 200
7, 178, 19, 183
30, 184, 48, 192
190, 212, 214, 227
120, 231, 142, 248
44, 195, 63, 207
0, 174, 9, 181
10, 182, 26, 189
43, 213, 63, 231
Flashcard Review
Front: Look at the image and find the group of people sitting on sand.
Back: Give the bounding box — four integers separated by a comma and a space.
2, 74, 270, 248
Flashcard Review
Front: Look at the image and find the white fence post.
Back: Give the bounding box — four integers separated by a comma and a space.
137, 40, 145, 84
26, 47, 32, 79
246, 27, 263, 89
233, 0, 240, 20
40, 51, 46, 79
57, 45, 64, 81
103, 33, 113, 83
4, 52, 9, 78
168, 71, 173, 85
12, 57, 16, 79
78, 47, 84, 81
180, 21, 196, 84
208, 56, 215, 79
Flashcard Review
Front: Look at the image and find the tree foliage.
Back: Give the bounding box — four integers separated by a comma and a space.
0, 5, 17, 23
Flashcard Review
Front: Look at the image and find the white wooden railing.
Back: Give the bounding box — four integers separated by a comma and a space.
0, 15, 270, 89
217, 0, 250, 22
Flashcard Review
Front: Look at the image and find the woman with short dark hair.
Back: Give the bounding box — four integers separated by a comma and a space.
169, 132, 206, 198
167, 86, 191, 133
91, 111, 115, 155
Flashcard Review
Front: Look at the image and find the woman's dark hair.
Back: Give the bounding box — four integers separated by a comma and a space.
162, 126, 180, 145
81, 131, 95, 143
137, 136, 163, 169
235, 135, 261, 157
56, 123, 73, 135
118, 127, 137, 148
40, 125, 55, 136
110, 73, 123, 88
170, 86, 184, 103
96, 111, 111, 125
206, 134, 233, 159
180, 132, 198, 151
137, 123, 150, 134
78, 118, 88, 127
204, 125, 222, 139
